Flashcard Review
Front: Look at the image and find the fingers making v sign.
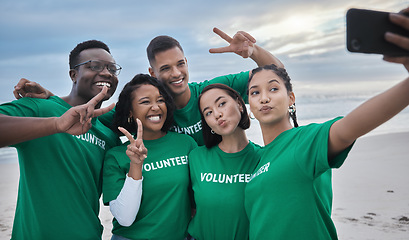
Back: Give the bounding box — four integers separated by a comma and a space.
118, 118, 148, 166
209, 27, 257, 58
56, 86, 115, 135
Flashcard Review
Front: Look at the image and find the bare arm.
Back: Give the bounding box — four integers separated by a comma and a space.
209, 27, 284, 68
0, 86, 113, 148
328, 8, 409, 159
328, 77, 409, 159
0, 114, 59, 147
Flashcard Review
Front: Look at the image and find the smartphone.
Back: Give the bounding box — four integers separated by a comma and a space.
346, 8, 409, 56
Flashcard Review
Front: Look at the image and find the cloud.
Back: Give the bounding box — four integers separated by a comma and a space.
0, 0, 407, 104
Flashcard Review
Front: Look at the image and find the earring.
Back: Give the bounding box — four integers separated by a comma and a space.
211, 130, 215, 134
128, 117, 133, 124
249, 111, 255, 120
288, 104, 296, 114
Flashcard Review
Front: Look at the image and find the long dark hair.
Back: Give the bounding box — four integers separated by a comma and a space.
112, 74, 175, 135
248, 64, 299, 127
198, 83, 250, 148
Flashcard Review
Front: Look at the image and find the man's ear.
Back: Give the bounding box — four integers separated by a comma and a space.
69, 69, 77, 83
148, 67, 155, 77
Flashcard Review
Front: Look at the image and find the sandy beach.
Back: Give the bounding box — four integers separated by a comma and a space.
0, 132, 408, 240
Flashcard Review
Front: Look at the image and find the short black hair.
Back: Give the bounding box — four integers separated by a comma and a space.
198, 83, 250, 148
69, 40, 111, 69
112, 74, 175, 135
146, 35, 183, 65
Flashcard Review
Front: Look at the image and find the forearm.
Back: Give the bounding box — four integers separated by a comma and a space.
128, 162, 143, 180
344, 77, 409, 137
0, 114, 58, 147
250, 44, 284, 68
330, 77, 409, 155
109, 175, 143, 227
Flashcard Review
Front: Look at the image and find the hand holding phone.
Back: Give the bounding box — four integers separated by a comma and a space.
346, 8, 409, 56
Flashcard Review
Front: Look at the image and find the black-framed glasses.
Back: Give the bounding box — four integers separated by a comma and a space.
73, 60, 122, 76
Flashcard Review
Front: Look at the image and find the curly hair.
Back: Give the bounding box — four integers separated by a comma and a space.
112, 74, 175, 135
198, 83, 250, 148
248, 64, 298, 127
69, 40, 111, 69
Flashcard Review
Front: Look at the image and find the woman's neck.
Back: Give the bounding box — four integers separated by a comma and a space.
143, 131, 166, 141
261, 121, 293, 146
218, 129, 249, 153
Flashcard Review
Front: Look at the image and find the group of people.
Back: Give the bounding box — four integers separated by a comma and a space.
1, 7, 409, 240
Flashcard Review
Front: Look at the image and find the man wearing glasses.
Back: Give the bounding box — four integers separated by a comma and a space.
0, 40, 121, 240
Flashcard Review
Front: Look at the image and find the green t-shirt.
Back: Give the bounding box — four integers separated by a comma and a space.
188, 142, 261, 240
244, 117, 353, 240
103, 132, 198, 240
0, 96, 120, 240
171, 71, 250, 146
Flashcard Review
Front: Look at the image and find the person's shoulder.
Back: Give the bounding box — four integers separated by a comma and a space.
188, 145, 210, 161
190, 144, 208, 154
248, 141, 264, 152
298, 117, 344, 132
168, 131, 193, 140
105, 142, 128, 157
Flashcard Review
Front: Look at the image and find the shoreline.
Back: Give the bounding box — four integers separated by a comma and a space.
0, 131, 408, 239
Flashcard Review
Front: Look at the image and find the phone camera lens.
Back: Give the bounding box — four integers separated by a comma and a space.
351, 39, 361, 51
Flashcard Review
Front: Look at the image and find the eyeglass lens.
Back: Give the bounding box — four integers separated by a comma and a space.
90, 61, 121, 75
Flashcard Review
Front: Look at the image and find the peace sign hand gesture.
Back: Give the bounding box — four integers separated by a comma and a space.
209, 27, 257, 58
56, 86, 115, 135
118, 118, 148, 166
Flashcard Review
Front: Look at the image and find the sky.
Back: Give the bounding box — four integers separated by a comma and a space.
0, 0, 408, 107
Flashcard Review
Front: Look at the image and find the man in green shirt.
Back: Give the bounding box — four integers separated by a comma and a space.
0, 40, 121, 240
146, 28, 283, 145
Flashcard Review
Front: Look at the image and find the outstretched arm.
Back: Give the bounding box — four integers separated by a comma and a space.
209, 27, 284, 68
328, 8, 409, 159
13, 78, 54, 99
0, 86, 113, 148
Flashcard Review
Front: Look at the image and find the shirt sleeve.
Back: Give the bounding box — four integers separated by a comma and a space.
109, 175, 143, 227
0, 98, 40, 117
295, 117, 353, 179
197, 71, 250, 103
98, 107, 115, 129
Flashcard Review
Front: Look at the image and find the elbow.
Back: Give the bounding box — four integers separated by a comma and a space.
116, 217, 134, 227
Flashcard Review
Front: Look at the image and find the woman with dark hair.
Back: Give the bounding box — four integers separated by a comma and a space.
187, 83, 261, 240
102, 74, 197, 240
244, 24, 409, 239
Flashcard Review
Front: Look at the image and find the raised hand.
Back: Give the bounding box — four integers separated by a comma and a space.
384, 7, 409, 71
56, 86, 115, 135
118, 118, 148, 165
13, 78, 54, 99
209, 27, 257, 58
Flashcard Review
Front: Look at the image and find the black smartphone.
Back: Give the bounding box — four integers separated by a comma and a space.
346, 8, 409, 56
